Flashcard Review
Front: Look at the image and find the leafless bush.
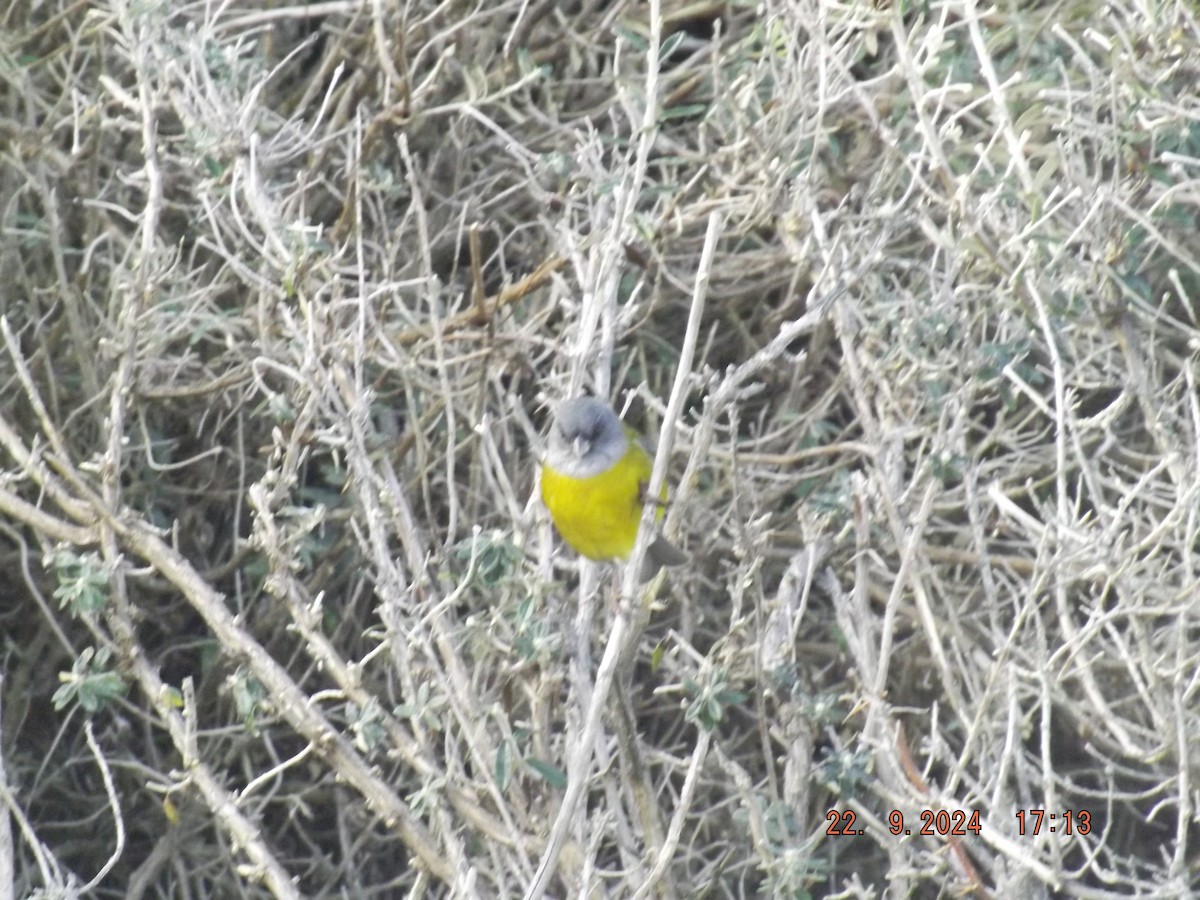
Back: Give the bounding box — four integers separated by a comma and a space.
1, 0, 1198, 896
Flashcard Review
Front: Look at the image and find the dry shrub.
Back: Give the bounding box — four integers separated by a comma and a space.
1, 0, 1198, 897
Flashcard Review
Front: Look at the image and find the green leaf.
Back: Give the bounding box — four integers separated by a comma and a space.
229, 666, 266, 734
495, 742, 511, 791
52, 551, 110, 616
54, 647, 127, 713
660, 103, 708, 121
525, 757, 567, 789
658, 31, 686, 61
614, 25, 648, 52
684, 670, 746, 731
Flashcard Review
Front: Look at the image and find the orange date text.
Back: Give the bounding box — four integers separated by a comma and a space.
824, 809, 982, 837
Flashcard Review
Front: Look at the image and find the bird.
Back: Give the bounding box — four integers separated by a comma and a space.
540, 396, 688, 580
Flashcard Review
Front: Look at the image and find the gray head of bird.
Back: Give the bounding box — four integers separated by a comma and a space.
547, 397, 628, 478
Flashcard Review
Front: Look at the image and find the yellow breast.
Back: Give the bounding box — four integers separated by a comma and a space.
540, 435, 663, 562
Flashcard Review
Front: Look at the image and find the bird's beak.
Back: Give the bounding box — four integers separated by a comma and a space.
572, 436, 590, 461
